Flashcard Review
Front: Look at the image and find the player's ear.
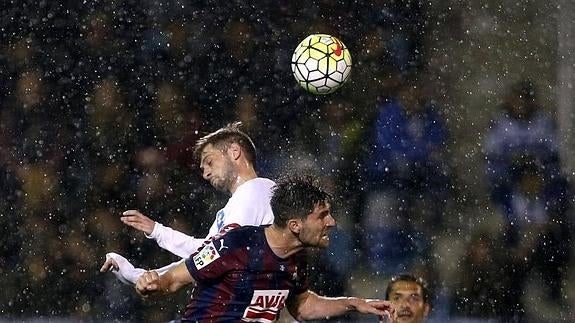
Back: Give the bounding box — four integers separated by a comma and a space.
288, 219, 301, 234
227, 143, 242, 160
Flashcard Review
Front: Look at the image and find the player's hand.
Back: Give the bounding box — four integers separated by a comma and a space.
121, 210, 155, 235
100, 257, 119, 273
356, 299, 396, 323
135, 271, 160, 297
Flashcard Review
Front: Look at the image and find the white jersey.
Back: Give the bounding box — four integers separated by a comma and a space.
106, 177, 275, 284
207, 177, 275, 237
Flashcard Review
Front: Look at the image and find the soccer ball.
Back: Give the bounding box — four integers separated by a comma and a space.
291, 34, 352, 95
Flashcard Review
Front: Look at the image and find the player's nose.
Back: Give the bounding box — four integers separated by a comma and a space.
326, 214, 336, 227
202, 168, 211, 180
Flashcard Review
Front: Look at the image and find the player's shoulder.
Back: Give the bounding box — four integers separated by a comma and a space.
216, 223, 262, 236
240, 177, 276, 191
214, 225, 265, 246
228, 224, 263, 236
233, 178, 275, 199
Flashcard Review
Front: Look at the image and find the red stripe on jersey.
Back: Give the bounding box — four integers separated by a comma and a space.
244, 308, 278, 321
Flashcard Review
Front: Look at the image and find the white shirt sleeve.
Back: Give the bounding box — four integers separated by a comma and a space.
105, 252, 146, 285
150, 258, 186, 276
105, 253, 186, 286
106, 179, 275, 286
145, 222, 205, 258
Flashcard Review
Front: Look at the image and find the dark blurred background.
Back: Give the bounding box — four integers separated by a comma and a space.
1, 0, 575, 322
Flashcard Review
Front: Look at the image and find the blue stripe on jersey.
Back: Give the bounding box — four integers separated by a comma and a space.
215, 208, 224, 231
183, 226, 308, 321
221, 229, 263, 320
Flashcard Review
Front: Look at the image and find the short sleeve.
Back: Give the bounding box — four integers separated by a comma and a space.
185, 237, 235, 281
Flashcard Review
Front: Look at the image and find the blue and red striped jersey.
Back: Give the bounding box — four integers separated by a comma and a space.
183, 225, 309, 322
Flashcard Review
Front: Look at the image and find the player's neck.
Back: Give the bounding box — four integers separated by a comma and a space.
229, 165, 258, 194
264, 226, 304, 259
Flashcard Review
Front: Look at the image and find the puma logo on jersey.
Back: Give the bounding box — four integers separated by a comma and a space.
217, 239, 228, 251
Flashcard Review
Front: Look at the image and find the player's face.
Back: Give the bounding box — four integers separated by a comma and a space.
199, 144, 237, 193
388, 281, 429, 323
299, 201, 335, 248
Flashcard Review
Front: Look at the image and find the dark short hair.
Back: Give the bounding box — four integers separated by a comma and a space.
193, 121, 256, 165
270, 175, 331, 228
385, 273, 431, 306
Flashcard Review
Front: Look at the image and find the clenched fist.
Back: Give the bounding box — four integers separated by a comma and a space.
135, 271, 161, 297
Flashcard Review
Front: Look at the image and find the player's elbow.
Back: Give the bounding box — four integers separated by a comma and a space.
165, 277, 191, 294
296, 307, 331, 321
287, 293, 316, 321
293, 309, 330, 321
293, 311, 311, 322
166, 274, 196, 294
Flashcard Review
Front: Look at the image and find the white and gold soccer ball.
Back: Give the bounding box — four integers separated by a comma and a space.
291, 34, 352, 95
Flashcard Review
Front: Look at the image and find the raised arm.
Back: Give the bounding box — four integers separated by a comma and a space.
286, 290, 395, 322
121, 210, 205, 258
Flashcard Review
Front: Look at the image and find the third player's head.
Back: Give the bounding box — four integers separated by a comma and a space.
194, 122, 257, 193
270, 175, 335, 248
385, 274, 431, 323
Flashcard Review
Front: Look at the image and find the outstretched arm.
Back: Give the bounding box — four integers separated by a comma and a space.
100, 253, 187, 285
121, 210, 205, 258
100, 253, 145, 285
286, 291, 395, 322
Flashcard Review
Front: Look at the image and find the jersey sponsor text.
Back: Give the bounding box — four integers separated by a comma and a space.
242, 289, 289, 323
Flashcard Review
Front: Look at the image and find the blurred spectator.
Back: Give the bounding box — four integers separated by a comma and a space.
85, 77, 137, 164
473, 80, 572, 320
483, 79, 561, 221
452, 162, 572, 321
361, 78, 451, 275
153, 81, 203, 168
502, 161, 570, 320
233, 90, 271, 174
513, 160, 571, 311
450, 230, 518, 320
360, 0, 429, 73
16, 70, 44, 111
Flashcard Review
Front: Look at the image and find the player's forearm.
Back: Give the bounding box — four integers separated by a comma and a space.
155, 273, 187, 295
294, 292, 362, 320
148, 222, 204, 258
152, 259, 186, 276
137, 271, 189, 298
159, 262, 196, 296
105, 252, 146, 285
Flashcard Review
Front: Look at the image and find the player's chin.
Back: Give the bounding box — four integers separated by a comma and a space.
317, 234, 331, 247
211, 180, 227, 192
396, 315, 414, 322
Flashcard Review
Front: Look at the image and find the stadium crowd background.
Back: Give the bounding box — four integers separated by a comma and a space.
1, 1, 574, 322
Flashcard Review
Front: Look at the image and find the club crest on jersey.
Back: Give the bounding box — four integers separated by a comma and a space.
242, 289, 289, 323
215, 209, 225, 230
193, 241, 220, 270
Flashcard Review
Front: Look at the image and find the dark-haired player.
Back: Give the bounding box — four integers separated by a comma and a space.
385, 273, 431, 323
135, 176, 395, 322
